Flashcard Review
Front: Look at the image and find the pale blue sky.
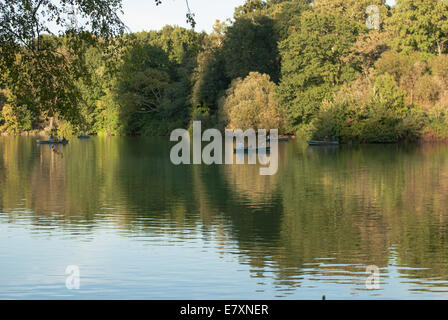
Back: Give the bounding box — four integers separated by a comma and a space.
120, 0, 246, 34
119, 0, 396, 34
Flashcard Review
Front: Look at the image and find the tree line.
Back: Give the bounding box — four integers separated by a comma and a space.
1, 0, 448, 142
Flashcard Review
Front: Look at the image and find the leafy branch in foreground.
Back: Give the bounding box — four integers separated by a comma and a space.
0, 0, 125, 126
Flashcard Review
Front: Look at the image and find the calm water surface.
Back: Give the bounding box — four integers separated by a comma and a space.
1, 136, 448, 299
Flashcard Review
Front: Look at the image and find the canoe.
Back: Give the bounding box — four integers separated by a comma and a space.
37, 139, 69, 145
307, 140, 339, 146
234, 146, 271, 153
77, 135, 90, 139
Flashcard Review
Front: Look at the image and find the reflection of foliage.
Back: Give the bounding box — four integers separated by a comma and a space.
278, 143, 448, 284
3, 138, 448, 289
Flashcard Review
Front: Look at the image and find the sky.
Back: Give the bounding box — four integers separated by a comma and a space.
119, 0, 396, 34
119, 0, 246, 34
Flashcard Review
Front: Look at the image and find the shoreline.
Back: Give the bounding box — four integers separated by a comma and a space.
2, 131, 448, 144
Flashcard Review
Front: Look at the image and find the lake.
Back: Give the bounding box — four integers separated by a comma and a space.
1, 136, 448, 299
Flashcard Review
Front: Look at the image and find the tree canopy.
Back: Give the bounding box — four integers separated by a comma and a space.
219, 72, 285, 132
387, 0, 448, 55
2, 0, 448, 142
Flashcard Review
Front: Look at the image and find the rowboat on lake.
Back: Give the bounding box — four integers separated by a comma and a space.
307, 140, 339, 146
77, 134, 90, 139
36, 139, 69, 145
234, 146, 271, 153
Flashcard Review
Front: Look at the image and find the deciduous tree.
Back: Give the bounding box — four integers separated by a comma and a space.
388, 0, 448, 55
219, 72, 285, 132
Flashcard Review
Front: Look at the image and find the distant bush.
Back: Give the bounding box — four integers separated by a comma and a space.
190, 106, 218, 132
374, 51, 422, 82
312, 74, 423, 143
430, 55, 448, 84
424, 105, 448, 140
413, 74, 442, 108
0, 89, 34, 134
0, 104, 33, 134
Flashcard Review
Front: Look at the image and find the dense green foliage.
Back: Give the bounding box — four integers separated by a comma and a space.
312, 74, 422, 143
219, 72, 285, 132
1, 0, 448, 142
277, 11, 361, 135
0, 0, 125, 128
276, 0, 448, 142
388, 0, 448, 55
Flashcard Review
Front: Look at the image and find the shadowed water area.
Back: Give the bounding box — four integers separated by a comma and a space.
1, 136, 448, 299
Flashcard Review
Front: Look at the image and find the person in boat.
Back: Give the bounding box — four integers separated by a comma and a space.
49, 127, 58, 143
62, 136, 68, 144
